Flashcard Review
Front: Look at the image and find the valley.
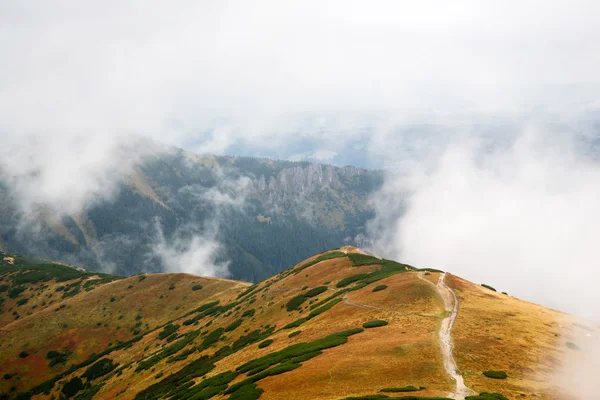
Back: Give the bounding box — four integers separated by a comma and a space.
0, 141, 383, 282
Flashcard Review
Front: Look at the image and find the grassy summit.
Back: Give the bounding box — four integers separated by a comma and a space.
0, 247, 568, 399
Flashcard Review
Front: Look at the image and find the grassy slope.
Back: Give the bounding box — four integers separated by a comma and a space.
0, 247, 567, 400
446, 274, 570, 399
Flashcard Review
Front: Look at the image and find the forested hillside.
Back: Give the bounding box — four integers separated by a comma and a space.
0, 139, 383, 281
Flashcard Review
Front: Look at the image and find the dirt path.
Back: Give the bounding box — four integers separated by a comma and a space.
419, 272, 474, 400
275, 273, 473, 398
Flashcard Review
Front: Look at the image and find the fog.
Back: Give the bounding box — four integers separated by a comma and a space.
2, 2, 600, 395
368, 125, 600, 319
1, 1, 600, 315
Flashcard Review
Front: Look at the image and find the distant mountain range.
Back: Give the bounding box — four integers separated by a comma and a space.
0, 138, 383, 281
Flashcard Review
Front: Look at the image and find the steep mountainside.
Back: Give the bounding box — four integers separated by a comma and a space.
0, 248, 580, 400
0, 139, 383, 281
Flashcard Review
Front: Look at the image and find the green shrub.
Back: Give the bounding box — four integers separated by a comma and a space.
136, 330, 201, 372
237, 283, 260, 300
236, 328, 363, 376
566, 342, 580, 351
192, 284, 203, 291
242, 309, 255, 318
288, 331, 301, 338
165, 370, 239, 399
8, 286, 25, 299
372, 285, 387, 292
308, 298, 343, 319
258, 339, 273, 349
3, 374, 14, 380
228, 383, 264, 400
225, 319, 243, 332
109, 297, 116, 302
133, 356, 216, 399
200, 328, 224, 350
344, 254, 413, 286
20, 334, 143, 398
18, 351, 28, 358
138, 275, 146, 281
46, 350, 71, 367
481, 284, 496, 292
292, 251, 347, 275
363, 320, 388, 328
288, 351, 322, 363
167, 347, 197, 364
82, 358, 118, 380
337, 274, 368, 288
0, 284, 8, 292
482, 370, 507, 379
16, 298, 28, 306
380, 386, 421, 392
181, 301, 222, 325
286, 295, 307, 311
305, 286, 328, 297
158, 324, 180, 340
309, 290, 346, 310
466, 393, 509, 400
71, 383, 104, 400
283, 317, 308, 329
166, 333, 178, 343
46, 350, 62, 360
62, 285, 81, 298
62, 377, 84, 397
283, 296, 343, 330
227, 362, 302, 394
417, 268, 444, 273
232, 327, 275, 351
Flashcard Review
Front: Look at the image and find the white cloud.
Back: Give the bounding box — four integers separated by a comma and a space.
152, 222, 228, 277
0, 1, 599, 314
310, 149, 337, 162
1, 1, 599, 150
558, 329, 600, 399
0, 133, 135, 216
288, 149, 338, 162
151, 171, 250, 277
368, 125, 600, 320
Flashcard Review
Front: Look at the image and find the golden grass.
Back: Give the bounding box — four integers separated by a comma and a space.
0, 250, 574, 400
0, 273, 243, 394
446, 274, 569, 399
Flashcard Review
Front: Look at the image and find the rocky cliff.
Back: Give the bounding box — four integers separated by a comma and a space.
0, 141, 383, 281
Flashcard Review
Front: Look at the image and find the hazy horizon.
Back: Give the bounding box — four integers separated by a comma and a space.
2, 1, 600, 320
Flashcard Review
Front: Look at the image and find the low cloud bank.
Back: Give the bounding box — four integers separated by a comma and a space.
369, 125, 600, 320
151, 170, 250, 277
152, 223, 228, 277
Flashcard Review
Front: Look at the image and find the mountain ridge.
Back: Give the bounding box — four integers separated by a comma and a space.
0, 247, 574, 400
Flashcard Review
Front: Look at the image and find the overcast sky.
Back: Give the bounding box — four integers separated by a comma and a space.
1, 1, 600, 320
1, 0, 599, 143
